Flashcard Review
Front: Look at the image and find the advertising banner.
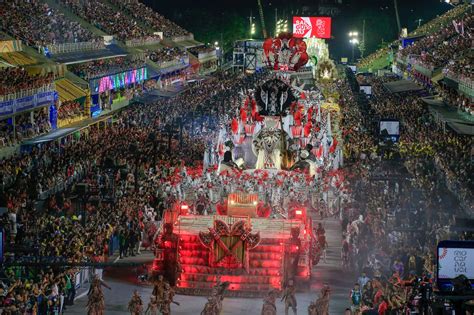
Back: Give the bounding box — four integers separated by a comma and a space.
0, 100, 15, 116
15, 96, 35, 112
36, 91, 55, 106
438, 246, 474, 280
0, 91, 56, 117
293, 17, 332, 39
91, 67, 148, 94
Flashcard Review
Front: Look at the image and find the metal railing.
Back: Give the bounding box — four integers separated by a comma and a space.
171, 34, 194, 42
0, 84, 56, 102
125, 37, 161, 47
46, 41, 105, 55
158, 57, 189, 70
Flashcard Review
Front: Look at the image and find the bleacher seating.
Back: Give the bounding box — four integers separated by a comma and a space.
0, 68, 54, 97
68, 57, 146, 80
0, 1, 100, 47
114, 0, 190, 39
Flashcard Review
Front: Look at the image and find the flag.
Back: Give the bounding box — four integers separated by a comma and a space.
316, 143, 323, 159
231, 118, 239, 134
329, 138, 338, 154
307, 106, 314, 119
293, 110, 302, 126
240, 107, 247, 122
326, 112, 332, 137
453, 19, 465, 36
304, 121, 312, 137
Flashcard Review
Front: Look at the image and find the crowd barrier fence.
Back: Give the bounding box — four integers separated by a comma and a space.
46, 41, 105, 55
0, 84, 56, 103
125, 38, 161, 47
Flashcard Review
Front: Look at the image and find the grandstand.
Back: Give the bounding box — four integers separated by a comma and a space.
0, 0, 214, 146
1, 2, 473, 314
356, 3, 471, 73
356, 3, 472, 117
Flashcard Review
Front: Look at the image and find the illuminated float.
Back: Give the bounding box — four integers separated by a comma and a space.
152, 33, 344, 297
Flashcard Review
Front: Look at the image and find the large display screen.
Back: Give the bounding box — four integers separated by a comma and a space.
0, 228, 3, 263
380, 120, 400, 136
92, 67, 148, 94
438, 247, 474, 280
437, 240, 474, 292
360, 85, 372, 95
293, 17, 332, 39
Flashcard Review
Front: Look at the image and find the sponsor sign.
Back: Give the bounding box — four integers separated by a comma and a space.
293, 17, 332, 39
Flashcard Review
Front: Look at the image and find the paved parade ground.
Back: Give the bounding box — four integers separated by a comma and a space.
67, 217, 354, 314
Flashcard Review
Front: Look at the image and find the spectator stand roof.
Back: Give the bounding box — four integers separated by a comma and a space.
175, 39, 203, 49
22, 113, 115, 146
383, 80, 424, 94
422, 96, 474, 136
0, 51, 37, 66
55, 78, 88, 103
58, 47, 127, 65
22, 127, 80, 145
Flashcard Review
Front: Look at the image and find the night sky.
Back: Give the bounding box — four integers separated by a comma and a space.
143, 0, 452, 59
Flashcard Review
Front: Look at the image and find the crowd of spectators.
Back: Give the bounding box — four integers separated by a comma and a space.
357, 3, 470, 72
437, 81, 473, 115
444, 54, 473, 82
0, 1, 99, 48
61, 0, 153, 40
115, 0, 190, 39
188, 45, 217, 57
410, 3, 470, 37
397, 11, 473, 70
0, 69, 271, 313
0, 69, 54, 98
57, 101, 84, 121
338, 69, 472, 314
60, 0, 158, 42
14, 111, 52, 142
0, 110, 52, 148
367, 75, 471, 207
145, 47, 187, 64
68, 57, 146, 80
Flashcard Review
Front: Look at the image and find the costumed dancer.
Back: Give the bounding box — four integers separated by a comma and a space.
159, 283, 178, 315
201, 277, 230, 315
281, 280, 297, 315
128, 290, 143, 315
218, 150, 239, 174
261, 290, 278, 315
308, 283, 331, 315
86, 275, 111, 315
152, 275, 166, 301
200, 296, 219, 315
144, 295, 158, 315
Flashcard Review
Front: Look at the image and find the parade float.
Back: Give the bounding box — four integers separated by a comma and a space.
152, 33, 346, 297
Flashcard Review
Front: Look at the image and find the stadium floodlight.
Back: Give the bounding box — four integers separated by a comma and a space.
348, 32, 359, 63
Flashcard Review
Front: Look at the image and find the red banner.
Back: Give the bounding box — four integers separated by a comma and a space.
293, 17, 332, 39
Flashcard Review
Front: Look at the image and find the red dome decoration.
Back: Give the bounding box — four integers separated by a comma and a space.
262, 33, 309, 71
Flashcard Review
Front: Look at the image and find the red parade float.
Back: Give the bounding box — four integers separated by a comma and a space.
151, 33, 336, 297
153, 192, 314, 297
